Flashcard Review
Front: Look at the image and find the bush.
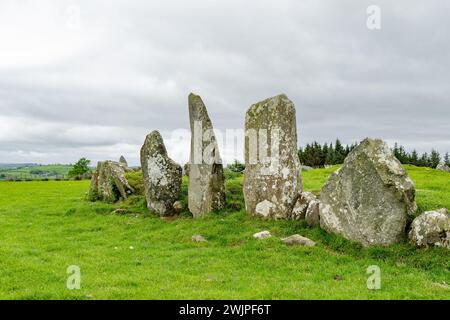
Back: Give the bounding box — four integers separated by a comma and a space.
125, 169, 145, 196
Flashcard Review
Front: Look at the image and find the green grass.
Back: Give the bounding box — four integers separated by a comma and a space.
0, 166, 448, 299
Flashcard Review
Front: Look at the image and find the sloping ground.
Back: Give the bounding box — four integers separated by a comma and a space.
0, 166, 448, 299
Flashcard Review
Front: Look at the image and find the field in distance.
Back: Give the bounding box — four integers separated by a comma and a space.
0, 165, 448, 299
0, 164, 73, 180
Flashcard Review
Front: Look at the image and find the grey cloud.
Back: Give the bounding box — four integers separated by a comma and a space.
0, 0, 449, 165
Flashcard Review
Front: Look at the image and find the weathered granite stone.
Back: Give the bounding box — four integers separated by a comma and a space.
119, 155, 128, 167
141, 131, 182, 216
281, 234, 316, 247
409, 208, 450, 249
188, 93, 226, 218
88, 160, 134, 203
244, 94, 302, 219
305, 199, 320, 227
253, 231, 272, 239
436, 162, 450, 172
192, 235, 207, 242
319, 138, 417, 246
292, 192, 316, 220
173, 201, 184, 214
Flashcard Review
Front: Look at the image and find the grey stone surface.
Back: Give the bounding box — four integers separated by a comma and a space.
253, 231, 272, 239
141, 131, 182, 216
192, 235, 207, 242
409, 208, 450, 248
119, 155, 128, 167
436, 162, 450, 172
292, 192, 316, 220
188, 93, 226, 218
88, 160, 134, 203
281, 234, 316, 247
319, 138, 417, 246
243, 94, 302, 219
305, 199, 320, 227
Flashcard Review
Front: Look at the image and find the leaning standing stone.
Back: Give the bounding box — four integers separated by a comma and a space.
88, 160, 134, 203
188, 93, 226, 218
243, 94, 302, 219
141, 131, 182, 216
319, 138, 417, 246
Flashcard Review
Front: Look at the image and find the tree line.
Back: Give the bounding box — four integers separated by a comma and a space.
298, 139, 450, 169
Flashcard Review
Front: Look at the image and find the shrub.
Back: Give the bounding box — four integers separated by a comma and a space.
125, 169, 145, 196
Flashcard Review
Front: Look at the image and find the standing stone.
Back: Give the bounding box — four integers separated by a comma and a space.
243, 94, 302, 219
319, 138, 417, 246
141, 131, 182, 216
119, 155, 128, 167
188, 93, 226, 218
409, 208, 450, 249
88, 160, 134, 203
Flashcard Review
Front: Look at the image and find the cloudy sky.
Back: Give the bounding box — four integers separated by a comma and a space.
0, 0, 449, 166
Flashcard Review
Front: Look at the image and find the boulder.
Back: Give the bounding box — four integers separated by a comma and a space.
188, 93, 226, 218
319, 138, 417, 246
436, 162, 450, 173
281, 234, 316, 247
243, 94, 302, 219
409, 208, 450, 248
141, 131, 182, 216
88, 160, 134, 203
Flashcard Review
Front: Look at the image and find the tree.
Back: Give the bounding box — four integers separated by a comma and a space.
410, 150, 419, 166
444, 152, 450, 166
429, 150, 440, 168
69, 158, 91, 178
334, 139, 346, 164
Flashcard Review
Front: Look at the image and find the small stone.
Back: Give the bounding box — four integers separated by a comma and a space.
334, 274, 344, 281
253, 231, 272, 239
436, 162, 450, 172
409, 208, 450, 248
112, 208, 127, 215
281, 234, 316, 247
292, 192, 317, 220
192, 235, 207, 242
173, 201, 184, 214
305, 200, 320, 227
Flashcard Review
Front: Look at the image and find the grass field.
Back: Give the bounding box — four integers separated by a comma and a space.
0, 165, 448, 299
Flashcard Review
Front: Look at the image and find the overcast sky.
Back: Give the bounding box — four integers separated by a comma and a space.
0, 0, 449, 166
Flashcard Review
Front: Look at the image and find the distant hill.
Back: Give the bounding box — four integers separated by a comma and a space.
0, 164, 73, 180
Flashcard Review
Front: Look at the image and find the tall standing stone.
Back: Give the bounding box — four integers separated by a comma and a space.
319, 138, 417, 246
141, 131, 182, 216
188, 93, 226, 218
243, 94, 302, 219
